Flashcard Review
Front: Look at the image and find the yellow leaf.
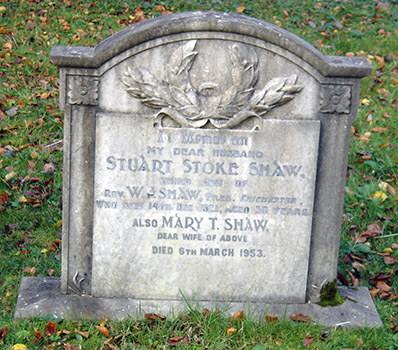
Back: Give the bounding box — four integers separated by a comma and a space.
0, 6, 7, 12
5, 172, 16, 181
227, 327, 237, 336
18, 196, 27, 203
41, 248, 52, 254
383, 248, 394, 254
371, 191, 387, 202
362, 98, 371, 106
11, 345, 27, 350
237, 6, 245, 13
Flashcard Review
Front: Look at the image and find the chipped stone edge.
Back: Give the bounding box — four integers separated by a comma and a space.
15, 277, 382, 328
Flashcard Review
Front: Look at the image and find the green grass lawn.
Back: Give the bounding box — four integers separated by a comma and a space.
0, 0, 397, 349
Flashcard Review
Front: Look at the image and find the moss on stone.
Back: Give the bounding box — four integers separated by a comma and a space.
319, 279, 345, 307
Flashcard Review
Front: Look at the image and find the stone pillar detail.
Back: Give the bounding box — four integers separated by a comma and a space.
320, 85, 351, 114
67, 76, 99, 105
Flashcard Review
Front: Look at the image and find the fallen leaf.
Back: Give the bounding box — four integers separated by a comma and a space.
369, 272, 392, 285
383, 255, 397, 265
370, 288, 380, 298
227, 327, 237, 335
64, 343, 80, 350
5, 171, 16, 181
30, 151, 39, 158
304, 337, 314, 347
29, 266, 36, 277
167, 336, 188, 346
265, 314, 278, 323
0, 327, 9, 341
346, 269, 360, 286
74, 329, 89, 338
376, 281, 391, 292
100, 314, 108, 327
104, 337, 119, 350
44, 321, 57, 336
362, 98, 371, 106
232, 310, 245, 320
95, 325, 110, 338
371, 191, 387, 201
383, 248, 394, 254
237, 6, 245, 13
392, 243, 398, 249
43, 163, 55, 174
57, 329, 70, 336
290, 313, 311, 322
47, 269, 54, 276
144, 313, 166, 322
202, 309, 210, 317
11, 345, 27, 350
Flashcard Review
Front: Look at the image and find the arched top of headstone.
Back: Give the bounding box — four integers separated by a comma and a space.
51, 11, 371, 78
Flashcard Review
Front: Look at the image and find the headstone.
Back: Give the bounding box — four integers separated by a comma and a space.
15, 11, 382, 327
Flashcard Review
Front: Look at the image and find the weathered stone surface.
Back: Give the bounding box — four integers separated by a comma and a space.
92, 117, 319, 303
14, 11, 378, 324
15, 277, 383, 328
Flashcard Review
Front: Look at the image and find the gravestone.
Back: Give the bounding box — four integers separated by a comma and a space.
15, 11, 382, 327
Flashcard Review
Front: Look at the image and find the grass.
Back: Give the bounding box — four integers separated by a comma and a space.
0, 0, 397, 349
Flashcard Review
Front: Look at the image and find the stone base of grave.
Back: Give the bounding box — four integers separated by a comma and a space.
14, 277, 382, 327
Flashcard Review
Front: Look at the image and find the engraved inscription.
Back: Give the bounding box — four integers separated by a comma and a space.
91, 114, 320, 300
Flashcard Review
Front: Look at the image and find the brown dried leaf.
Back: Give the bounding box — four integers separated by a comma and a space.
95, 325, 110, 338
346, 269, 360, 286
369, 272, 392, 285
227, 327, 237, 335
232, 310, 245, 320
265, 314, 278, 323
0, 327, 9, 341
366, 221, 383, 234
376, 281, 391, 292
383, 255, 397, 265
29, 266, 36, 277
44, 321, 57, 336
100, 315, 108, 327
64, 343, 79, 350
303, 337, 314, 347
104, 337, 119, 350
144, 313, 166, 322
167, 336, 188, 346
290, 313, 311, 322
74, 329, 89, 339
369, 288, 380, 298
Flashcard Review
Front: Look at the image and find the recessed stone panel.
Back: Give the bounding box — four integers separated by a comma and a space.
91, 114, 319, 303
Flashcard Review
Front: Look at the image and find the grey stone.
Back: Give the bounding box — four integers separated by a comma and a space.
15, 277, 382, 328
14, 11, 378, 325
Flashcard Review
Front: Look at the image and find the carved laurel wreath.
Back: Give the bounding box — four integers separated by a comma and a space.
122, 40, 303, 129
